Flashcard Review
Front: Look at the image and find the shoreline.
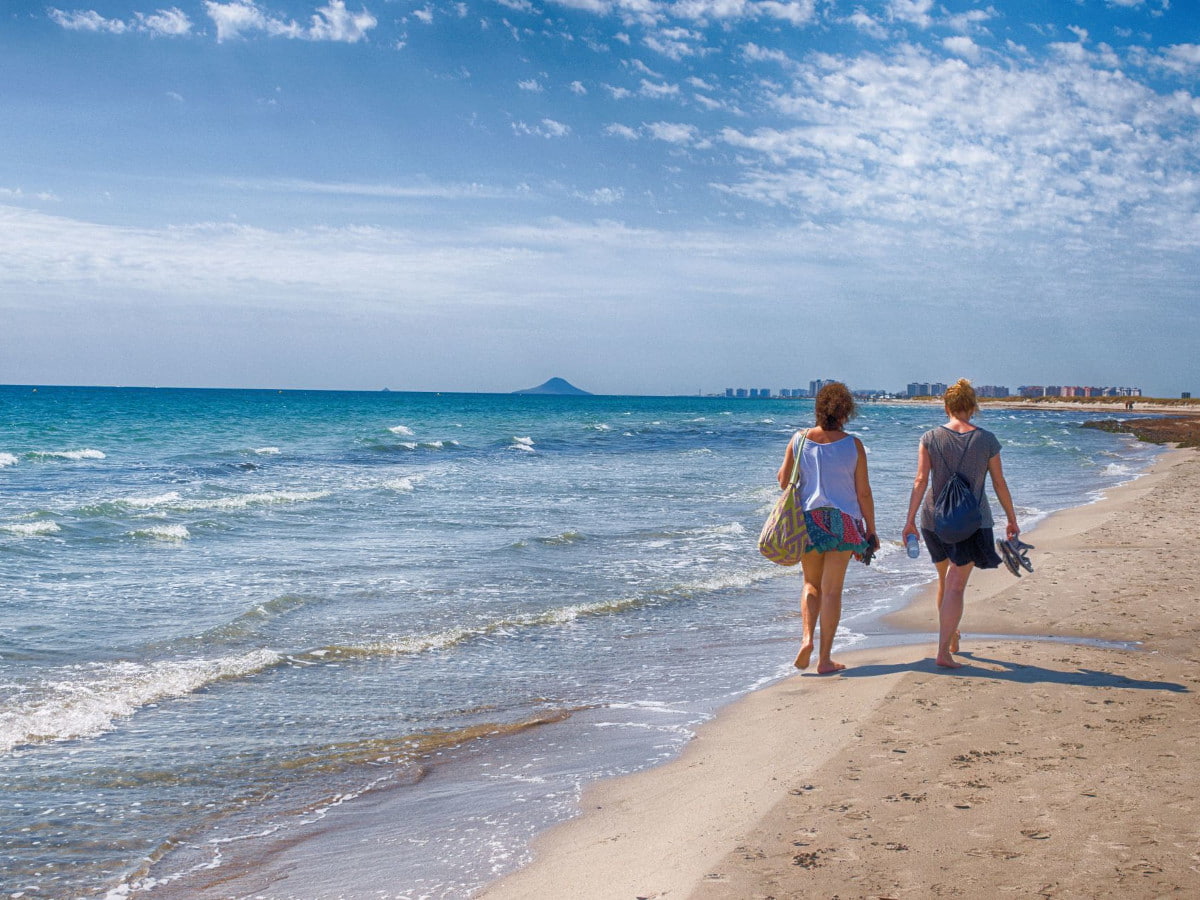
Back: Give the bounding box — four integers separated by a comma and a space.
481, 447, 1200, 899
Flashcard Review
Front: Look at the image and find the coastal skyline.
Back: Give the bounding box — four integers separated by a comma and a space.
2, 0, 1198, 396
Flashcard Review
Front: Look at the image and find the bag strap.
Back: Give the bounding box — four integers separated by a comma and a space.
789, 429, 809, 488
933, 429, 983, 499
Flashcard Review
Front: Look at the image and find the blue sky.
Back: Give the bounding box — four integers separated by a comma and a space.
1, 0, 1198, 395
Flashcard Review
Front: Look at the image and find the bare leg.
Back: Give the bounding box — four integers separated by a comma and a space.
794, 551, 824, 669
816, 550, 853, 674
932, 559, 960, 653
937, 562, 974, 668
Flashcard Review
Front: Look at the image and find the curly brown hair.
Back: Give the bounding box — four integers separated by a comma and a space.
815, 382, 857, 430
944, 378, 979, 418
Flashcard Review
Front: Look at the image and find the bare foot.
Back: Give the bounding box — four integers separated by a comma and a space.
936, 655, 964, 669
816, 660, 847, 674
950, 631, 961, 653
793, 642, 814, 670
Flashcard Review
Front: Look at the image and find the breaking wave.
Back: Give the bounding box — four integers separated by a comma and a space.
0, 649, 284, 754
29, 449, 106, 461
1, 521, 62, 537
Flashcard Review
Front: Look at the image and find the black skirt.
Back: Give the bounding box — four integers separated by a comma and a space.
921, 527, 1002, 569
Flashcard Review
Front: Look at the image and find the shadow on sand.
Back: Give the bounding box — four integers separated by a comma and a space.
832, 650, 1190, 693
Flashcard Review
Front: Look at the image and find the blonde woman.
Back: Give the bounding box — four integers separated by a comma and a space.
902, 379, 1019, 668
776, 382, 877, 674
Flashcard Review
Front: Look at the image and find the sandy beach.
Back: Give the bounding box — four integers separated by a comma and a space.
482, 447, 1200, 899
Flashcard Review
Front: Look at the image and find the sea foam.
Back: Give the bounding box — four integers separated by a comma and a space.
128, 524, 191, 541
1, 521, 62, 537
0, 452, 18, 468
30, 448, 107, 461
0, 649, 283, 754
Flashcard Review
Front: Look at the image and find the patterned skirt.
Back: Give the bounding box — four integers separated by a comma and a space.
802, 506, 871, 560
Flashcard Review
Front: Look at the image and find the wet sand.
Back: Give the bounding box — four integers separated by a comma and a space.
482, 448, 1200, 899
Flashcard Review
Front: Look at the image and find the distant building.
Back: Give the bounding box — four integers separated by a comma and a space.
760, 388, 771, 398
810, 379, 837, 397
976, 385, 1011, 398
1019, 385, 1045, 398
906, 382, 947, 398
725, 388, 735, 398
735, 388, 748, 399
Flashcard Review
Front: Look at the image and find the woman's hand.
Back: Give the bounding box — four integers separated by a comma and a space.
902, 521, 919, 542
1006, 519, 1020, 541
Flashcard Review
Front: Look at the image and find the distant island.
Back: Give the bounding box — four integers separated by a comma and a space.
513, 377, 592, 396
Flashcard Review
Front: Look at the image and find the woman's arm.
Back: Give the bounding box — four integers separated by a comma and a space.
902, 442, 932, 541
776, 435, 797, 490
988, 453, 1020, 539
854, 438, 877, 539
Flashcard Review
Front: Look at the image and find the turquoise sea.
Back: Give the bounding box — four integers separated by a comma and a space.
0, 386, 1161, 898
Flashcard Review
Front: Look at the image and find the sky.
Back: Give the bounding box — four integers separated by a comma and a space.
1, 0, 1198, 396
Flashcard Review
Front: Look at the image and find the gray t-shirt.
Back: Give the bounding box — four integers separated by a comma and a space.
919, 426, 1002, 531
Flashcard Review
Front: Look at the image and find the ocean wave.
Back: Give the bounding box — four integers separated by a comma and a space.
388, 424, 415, 436
0, 649, 283, 754
89, 490, 331, 515
187, 594, 330, 645
534, 530, 586, 545
0, 452, 18, 467
1, 521, 62, 537
301, 571, 773, 664
254, 447, 281, 455
305, 597, 648, 662
509, 436, 535, 452
128, 524, 191, 541
383, 475, 422, 492
28, 449, 106, 461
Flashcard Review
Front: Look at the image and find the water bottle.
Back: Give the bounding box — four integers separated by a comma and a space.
905, 533, 920, 558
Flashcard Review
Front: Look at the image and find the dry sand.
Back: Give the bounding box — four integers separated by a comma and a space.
482, 449, 1200, 899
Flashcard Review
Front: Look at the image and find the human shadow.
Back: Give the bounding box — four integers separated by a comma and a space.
835, 650, 1190, 693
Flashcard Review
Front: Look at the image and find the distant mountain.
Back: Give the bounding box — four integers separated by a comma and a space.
513, 377, 592, 396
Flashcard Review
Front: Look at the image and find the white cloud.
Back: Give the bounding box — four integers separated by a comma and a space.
942, 35, 980, 62
640, 79, 680, 98
715, 45, 1200, 240
412, 6, 434, 23
575, 187, 625, 204
670, 0, 750, 21
742, 42, 792, 65
604, 123, 640, 139
138, 7, 193, 35
1155, 43, 1200, 76
846, 9, 887, 39
518, 78, 544, 91
757, 0, 817, 26
605, 84, 634, 99
513, 119, 572, 138
49, 5, 195, 36
203, 1, 376, 42
644, 121, 698, 144
570, 80, 588, 95
942, 7, 995, 35
886, 0, 933, 29
644, 26, 705, 60
48, 8, 130, 33
308, 0, 377, 40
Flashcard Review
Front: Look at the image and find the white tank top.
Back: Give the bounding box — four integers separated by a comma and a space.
793, 433, 862, 518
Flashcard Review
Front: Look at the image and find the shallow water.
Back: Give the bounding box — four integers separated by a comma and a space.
0, 386, 1160, 897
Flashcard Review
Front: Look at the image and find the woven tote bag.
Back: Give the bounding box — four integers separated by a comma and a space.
758, 430, 808, 566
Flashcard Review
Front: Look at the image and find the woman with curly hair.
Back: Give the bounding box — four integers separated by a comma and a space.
776, 382, 878, 674
902, 379, 1020, 668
